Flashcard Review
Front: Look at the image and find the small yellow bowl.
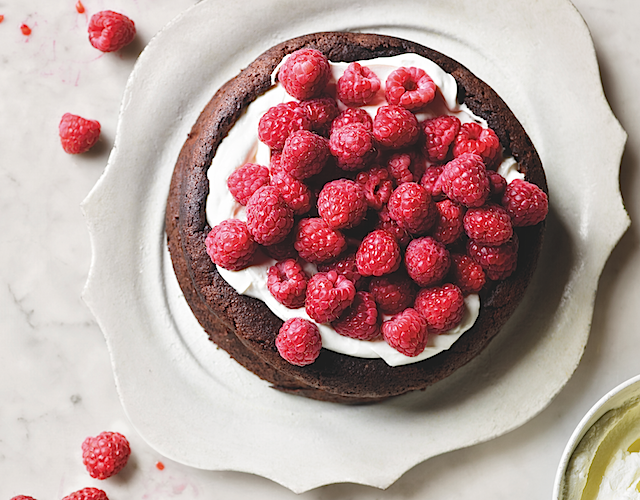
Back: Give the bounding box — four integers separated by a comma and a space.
554, 374, 640, 499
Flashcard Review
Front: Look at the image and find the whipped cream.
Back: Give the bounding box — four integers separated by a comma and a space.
562, 397, 640, 500
206, 53, 523, 367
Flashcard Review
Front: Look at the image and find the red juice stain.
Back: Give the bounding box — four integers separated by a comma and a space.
156, 461, 165, 470
20, 23, 31, 35
0, 15, 5, 24
76, 1, 85, 14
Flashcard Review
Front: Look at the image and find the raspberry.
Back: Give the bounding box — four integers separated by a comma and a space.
300, 96, 339, 136
267, 259, 309, 309
205, 219, 257, 271
294, 217, 347, 264
276, 317, 322, 366
385, 150, 425, 185
270, 169, 314, 215
355, 166, 394, 210
329, 122, 377, 171
453, 122, 502, 168
501, 178, 549, 226
421, 115, 461, 162
355, 229, 401, 277
432, 199, 465, 245
438, 152, 490, 208
414, 284, 465, 334
337, 62, 381, 106
258, 102, 310, 150
372, 105, 420, 149
488, 171, 507, 198
374, 206, 411, 248
330, 107, 373, 134
384, 67, 436, 111
281, 129, 330, 180
317, 179, 368, 229
58, 113, 101, 154
467, 235, 519, 280
369, 270, 417, 315
419, 165, 444, 199
317, 250, 364, 288
450, 253, 486, 294
463, 203, 513, 246
62, 488, 108, 500
227, 163, 270, 205
332, 291, 380, 340
82, 431, 130, 480
405, 236, 451, 287
305, 271, 356, 323
387, 182, 436, 235
278, 48, 331, 100
10, 496, 37, 500
382, 308, 428, 357
245, 186, 294, 246
87, 11, 135, 52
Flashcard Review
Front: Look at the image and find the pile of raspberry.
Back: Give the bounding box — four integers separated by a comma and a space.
206, 48, 548, 366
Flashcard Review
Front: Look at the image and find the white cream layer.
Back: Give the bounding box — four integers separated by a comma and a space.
206, 53, 523, 367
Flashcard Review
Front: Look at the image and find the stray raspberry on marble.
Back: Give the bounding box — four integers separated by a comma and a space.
276, 317, 322, 366
62, 487, 109, 500
88, 10, 136, 52
59, 113, 101, 154
10, 496, 37, 500
82, 430, 131, 480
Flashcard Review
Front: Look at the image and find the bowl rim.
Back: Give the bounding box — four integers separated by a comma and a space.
553, 373, 640, 499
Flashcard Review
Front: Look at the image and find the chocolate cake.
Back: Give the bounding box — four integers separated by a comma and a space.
165, 32, 547, 404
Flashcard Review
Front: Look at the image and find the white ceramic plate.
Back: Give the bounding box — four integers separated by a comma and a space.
82, 0, 628, 493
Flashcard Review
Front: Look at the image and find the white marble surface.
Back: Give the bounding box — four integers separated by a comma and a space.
0, 0, 638, 498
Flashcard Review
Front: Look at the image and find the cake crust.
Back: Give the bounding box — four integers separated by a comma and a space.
166, 32, 547, 403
